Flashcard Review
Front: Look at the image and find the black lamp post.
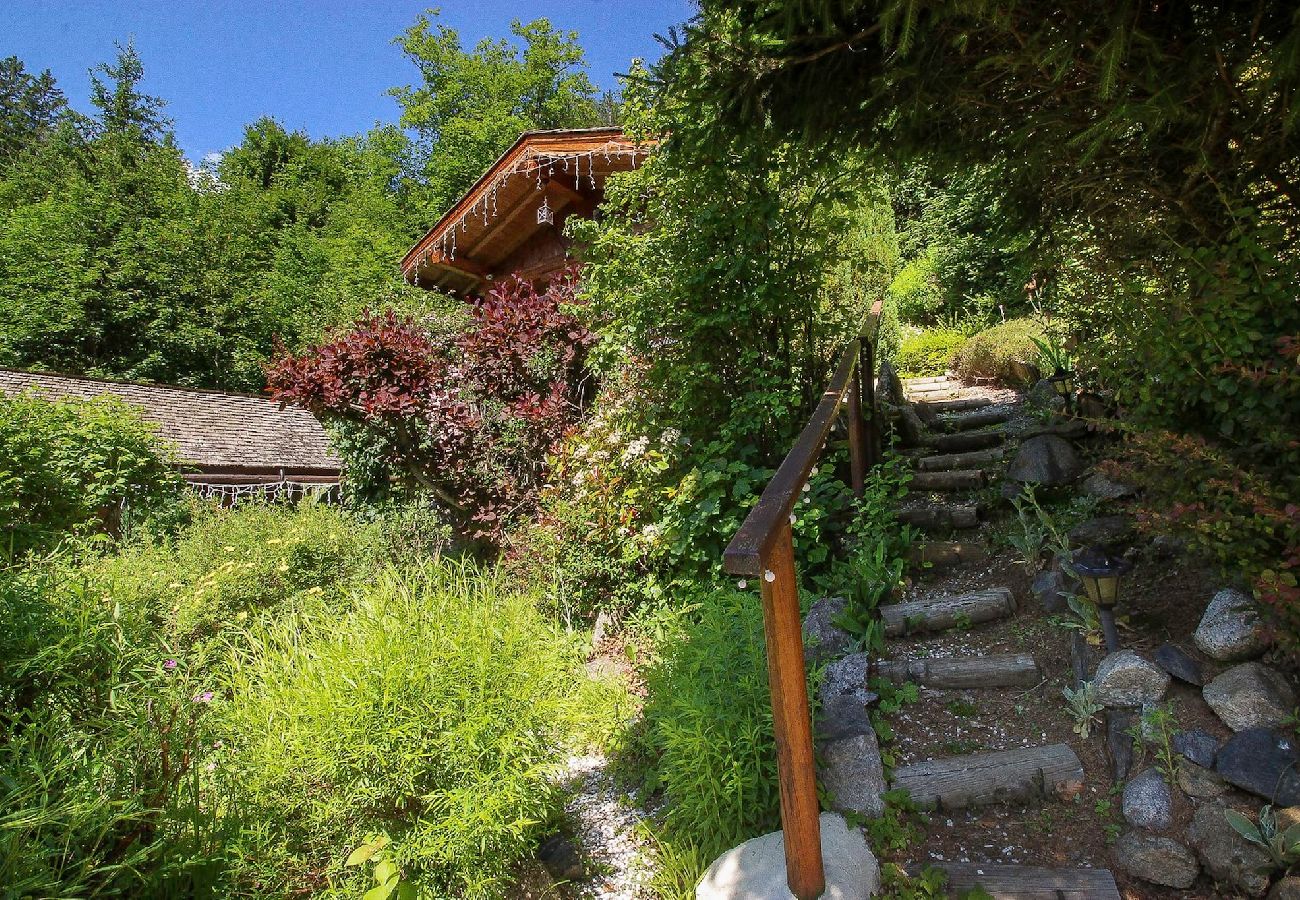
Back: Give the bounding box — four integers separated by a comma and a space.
1073, 545, 1132, 653
1049, 369, 1075, 412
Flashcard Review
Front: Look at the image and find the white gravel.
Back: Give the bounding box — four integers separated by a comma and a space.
561, 753, 656, 899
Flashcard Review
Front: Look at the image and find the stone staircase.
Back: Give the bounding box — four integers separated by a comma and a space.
803, 372, 1122, 898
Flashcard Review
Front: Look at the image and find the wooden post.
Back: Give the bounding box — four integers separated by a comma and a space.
759, 522, 825, 899
846, 348, 867, 499
861, 340, 882, 466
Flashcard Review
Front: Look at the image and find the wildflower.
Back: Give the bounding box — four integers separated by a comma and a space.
163, 659, 178, 671
737, 580, 748, 590
193, 691, 214, 704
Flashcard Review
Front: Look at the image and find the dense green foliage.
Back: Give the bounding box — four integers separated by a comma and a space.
0, 503, 622, 898
895, 328, 966, 377
0, 392, 180, 557
950, 318, 1045, 385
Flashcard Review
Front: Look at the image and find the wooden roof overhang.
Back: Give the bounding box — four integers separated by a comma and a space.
400, 128, 653, 294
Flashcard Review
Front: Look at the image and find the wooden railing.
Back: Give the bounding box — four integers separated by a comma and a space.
722, 298, 884, 899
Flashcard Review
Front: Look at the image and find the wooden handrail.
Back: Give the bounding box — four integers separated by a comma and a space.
720, 297, 884, 900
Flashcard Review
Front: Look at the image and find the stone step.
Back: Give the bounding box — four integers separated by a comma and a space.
940, 406, 1015, 431
906, 389, 966, 402
902, 375, 952, 387
927, 863, 1121, 899
879, 587, 1014, 637
891, 743, 1085, 811
909, 469, 984, 492
874, 653, 1041, 689
898, 502, 980, 531
920, 396, 992, 413
915, 448, 1004, 472
929, 430, 1004, 453
911, 541, 988, 571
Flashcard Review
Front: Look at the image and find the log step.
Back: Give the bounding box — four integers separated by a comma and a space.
921, 396, 992, 413
941, 407, 1014, 431
880, 587, 1014, 637
902, 375, 952, 388
874, 653, 1041, 689
928, 863, 1121, 899
898, 503, 980, 530
909, 469, 984, 492
911, 541, 988, 570
891, 743, 1085, 811
915, 448, 1003, 472
929, 430, 1004, 453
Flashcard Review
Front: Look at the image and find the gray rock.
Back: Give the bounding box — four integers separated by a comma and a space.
1094, 650, 1170, 708
876, 359, 905, 407
1031, 562, 1080, 615
1151, 534, 1187, 558
818, 730, 887, 819
1271, 876, 1300, 900
1216, 728, 1300, 805
538, 834, 584, 881
1187, 802, 1272, 897
1006, 434, 1084, 485
1122, 768, 1173, 830
1027, 378, 1059, 408
1081, 472, 1136, 500
1177, 760, 1228, 799
895, 403, 927, 447
1195, 588, 1268, 662
1114, 831, 1199, 889
816, 653, 878, 742
1155, 643, 1205, 686
803, 596, 854, 665
1068, 515, 1135, 549
1173, 729, 1220, 768
1204, 662, 1296, 732
697, 812, 880, 900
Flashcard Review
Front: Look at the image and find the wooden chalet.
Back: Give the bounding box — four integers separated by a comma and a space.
0, 369, 341, 502
401, 127, 652, 295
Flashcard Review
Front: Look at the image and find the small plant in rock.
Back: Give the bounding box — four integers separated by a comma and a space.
1050, 594, 1103, 647
1062, 681, 1104, 738
1128, 703, 1180, 779
1225, 806, 1300, 871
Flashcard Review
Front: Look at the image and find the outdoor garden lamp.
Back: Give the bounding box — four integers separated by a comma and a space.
1073, 546, 1132, 653
1049, 371, 1075, 409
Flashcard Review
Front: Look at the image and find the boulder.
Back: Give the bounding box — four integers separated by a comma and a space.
1173, 729, 1220, 769
1186, 802, 1272, 897
1113, 831, 1199, 889
1068, 515, 1136, 549
1271, 876, 1300, 900
1005, 435, 1083, 486
1151, 534, 1188, 558
803, 596, 854, 665
1155, 643, 1205, 687
817, 653, 878, 742
1094, 650, 1170, 708
1122, 768, 1173, 830
1081, 472, 1136, 501
876, 359, 905, 407
1204, 662, 1296, 732
1177, 760, 1228, 799
1026, 378, 1060, 408
818, 730, 887, 820
1215, 728, 1300, 806
1195, 588, 1268, 662
697, 812, 880, 900
538, 834, 584, 882
894, 403, 927, 448
1031, 561, 1079, 615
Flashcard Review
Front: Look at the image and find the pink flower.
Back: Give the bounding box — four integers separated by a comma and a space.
163, 659, 178, 671
193, 691, 214, 704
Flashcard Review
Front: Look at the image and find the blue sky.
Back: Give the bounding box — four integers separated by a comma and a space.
4, 1, 696, 162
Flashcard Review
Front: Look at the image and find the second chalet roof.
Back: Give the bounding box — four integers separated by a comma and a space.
0, 368, 341, 476
401, 127, 652, 293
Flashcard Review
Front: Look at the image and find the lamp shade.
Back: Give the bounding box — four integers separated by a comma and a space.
1072, 546, 1133, 608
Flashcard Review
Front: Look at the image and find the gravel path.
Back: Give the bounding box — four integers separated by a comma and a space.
561, 753, 656, 900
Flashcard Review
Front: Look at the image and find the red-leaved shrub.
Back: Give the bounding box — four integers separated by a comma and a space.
268, 269, 594, 542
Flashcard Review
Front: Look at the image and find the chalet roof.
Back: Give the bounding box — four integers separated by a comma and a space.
401, 127, 653, 294
0, 369, 341, 478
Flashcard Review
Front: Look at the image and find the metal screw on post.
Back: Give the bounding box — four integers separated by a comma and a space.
1073, 545, 1133, 654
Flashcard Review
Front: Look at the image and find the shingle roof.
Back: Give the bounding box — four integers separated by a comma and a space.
0, 369, 341, 476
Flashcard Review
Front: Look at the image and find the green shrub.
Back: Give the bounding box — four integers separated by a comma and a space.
637, 588, 784, 894
951, 318, 1046, 385
217, 561, 596, 898
887, 250, 945, 324
895, 328, 967, 377
0, 393, 181, 557
89, 501, 383, 651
